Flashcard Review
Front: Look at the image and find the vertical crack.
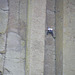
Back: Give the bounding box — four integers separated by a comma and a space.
18, 0, 26, 75
24, 1, 28, 75
54, 0, 56, 75
3, 0, 9, 74
44, 0, 56, 75
18, 0, 21, 35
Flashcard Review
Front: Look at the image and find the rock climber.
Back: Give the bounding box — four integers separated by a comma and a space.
47, 27, 56, 39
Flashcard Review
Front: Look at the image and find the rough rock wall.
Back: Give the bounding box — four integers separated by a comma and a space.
55, 0, 63, 75
25, 0, 46, 75
0, 0, 58, 75
63, 0, 75, 75
2, 0, 75, 75
0, 0, 28, 75
0, 0, 8, 75
44, 0, 55, 75
55, 0, 75, 75
0, 0, 46, 75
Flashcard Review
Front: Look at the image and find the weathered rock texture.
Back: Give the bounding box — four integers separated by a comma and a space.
55, 0, 63, 75
0, 0, 75, 75
0, 54, 4, 74
63, 0, 75, 75
56, 0, 75, 75
25, 0, 46, 75
0, 0, 27, 75
0, 0, 8, 74
44, 0, 55, 75
4, 32, 25, 75
0, 0, 46, 75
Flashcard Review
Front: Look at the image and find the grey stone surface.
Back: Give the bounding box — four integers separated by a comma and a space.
63, 0, 75, 75
4, 32, 25, 75
55, 0, 63, 75
8, 0, 27, 40
8, 0, 20, 33
0, 10, 8, 33
19, 0, 28, 41
20, 0, 28, 23
26, 0, 46, 75
0, 54, 3, 74
3, 0, 27, 74
0, 0, 8, 74
46, 0, 55, 12
0, 34, 6, 53
44, 0, 55, 75
1, 0, 75, 75
0, 0, 8, 11
56, 0, 75, 75
0, 2, 8, 53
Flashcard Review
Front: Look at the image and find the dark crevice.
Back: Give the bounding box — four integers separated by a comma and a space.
44, 0, 56, 75
0, 71, 3, 75
0, 8, 9, 11
3, 0, 9, 74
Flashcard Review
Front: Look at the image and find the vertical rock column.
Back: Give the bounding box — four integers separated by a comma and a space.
44, 0, 55, 75
55, 0, 63, 75
56, 0, 75, 75
4, 0, 28, 75
0, 0, 8, 74
26, 0, 46, 75
63, 0, 75, 75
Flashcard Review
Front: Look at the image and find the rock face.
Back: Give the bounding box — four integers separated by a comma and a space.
55, 0, 63, 75
25, 0, 46, 75
44, 0, 55, 75
0, 0, 8, 53
0, 54, 4, 74
0, 0, 46, 75
0, 0, 27, 75
63, 0, 75, 75
4, 32, 25, 75
0, 0, 8, 10
0, 10, 8, 54
3, 0, 28, 74
0, 34, 6, 54
0, 0, 8, 74
56, 0, 75, 75
0, 0, 75, 75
